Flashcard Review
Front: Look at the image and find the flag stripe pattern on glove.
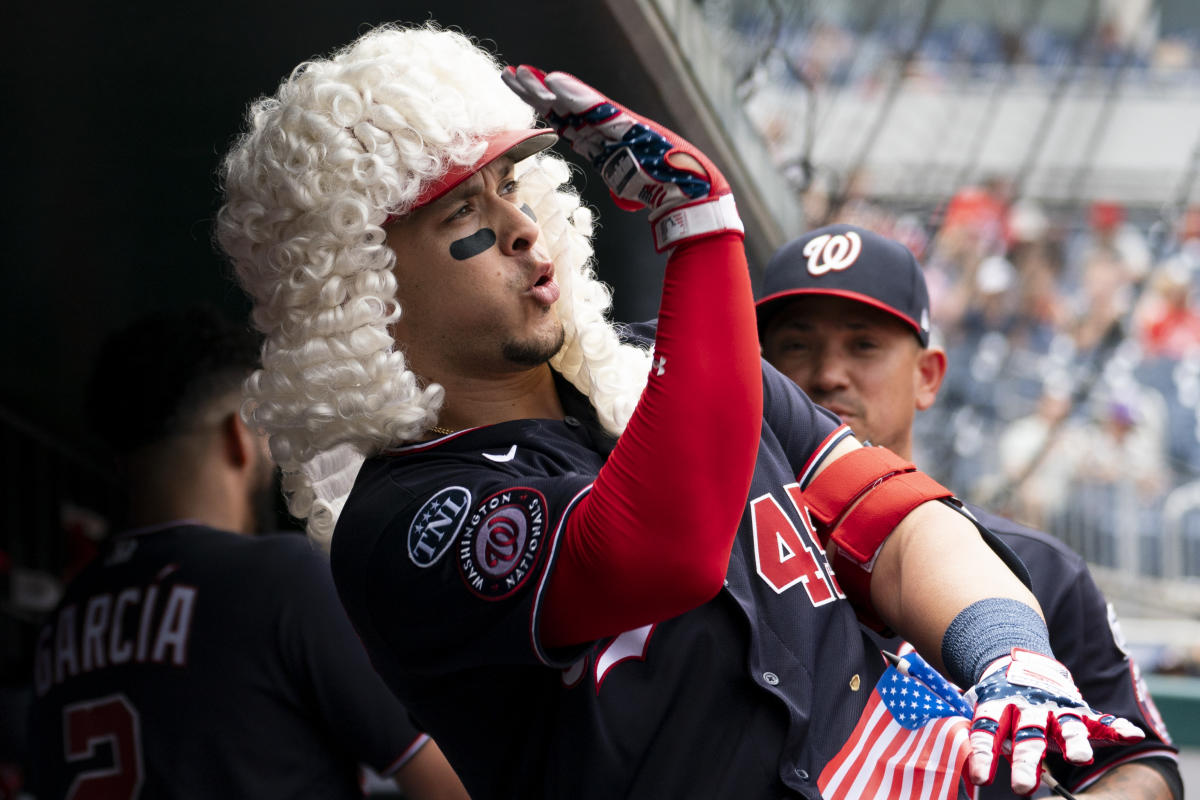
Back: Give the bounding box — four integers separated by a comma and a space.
502, 65, 744, 252
963, 648, 1145, 795
550, 100, 711, 206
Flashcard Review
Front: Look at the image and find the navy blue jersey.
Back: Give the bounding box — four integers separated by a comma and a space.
332, 324, 895, 799
27, 523, 425, 799
963, 507, 1179, 798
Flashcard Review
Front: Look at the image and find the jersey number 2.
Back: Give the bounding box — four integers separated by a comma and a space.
63, 694, 144, 799
750, 485, 842, 605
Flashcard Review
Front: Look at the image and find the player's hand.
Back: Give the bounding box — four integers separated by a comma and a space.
502, 65, 743, 252
963, 648, 1145, 795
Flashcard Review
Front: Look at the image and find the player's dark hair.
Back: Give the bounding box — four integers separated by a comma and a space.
85, 306, 262, 454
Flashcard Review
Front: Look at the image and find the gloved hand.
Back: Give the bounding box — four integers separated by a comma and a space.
963, 648, 1145, 795
502, 65, 743, 252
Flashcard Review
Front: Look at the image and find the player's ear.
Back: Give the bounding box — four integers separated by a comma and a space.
914, 346, 947, 412
219, 412, 253, 469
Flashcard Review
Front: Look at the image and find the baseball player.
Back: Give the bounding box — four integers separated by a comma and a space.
216, 25, 1145, 799
757, 223, 1182, 800
26, 308, 467, 799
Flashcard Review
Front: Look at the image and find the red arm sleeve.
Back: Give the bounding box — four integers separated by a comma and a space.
540, 232, 763, 647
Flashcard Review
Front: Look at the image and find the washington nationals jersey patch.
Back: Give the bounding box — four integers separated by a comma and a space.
408, 486, 472, 567
458, 488, 547, 600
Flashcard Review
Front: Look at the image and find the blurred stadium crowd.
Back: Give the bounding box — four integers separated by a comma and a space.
905, 192, 1200, 580
734, 1, 1200, 88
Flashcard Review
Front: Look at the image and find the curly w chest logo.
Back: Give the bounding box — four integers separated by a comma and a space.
458, 488, 547, 600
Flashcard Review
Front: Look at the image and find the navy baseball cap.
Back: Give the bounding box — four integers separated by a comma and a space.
756, 223, 932, 347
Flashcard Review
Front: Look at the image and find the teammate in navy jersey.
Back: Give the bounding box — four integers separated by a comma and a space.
26, 308, 467, 799
216, 25, 1145, 799
758, 223, 1182, 800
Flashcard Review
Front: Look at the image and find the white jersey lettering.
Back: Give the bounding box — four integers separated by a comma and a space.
595, 624, 655, 690
135, 584, 158, 663
82, 595, 112, 671
55, 606, 80, 685
151, 586, 196, 666
35, 582, 198, 695
109, 588, 139, 665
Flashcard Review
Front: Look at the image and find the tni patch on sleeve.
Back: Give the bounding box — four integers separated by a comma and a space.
408, 486, 473, 568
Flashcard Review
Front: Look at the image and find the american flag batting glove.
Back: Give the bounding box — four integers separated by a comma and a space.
963, 648, 1144, 795
502, 65, 743, 252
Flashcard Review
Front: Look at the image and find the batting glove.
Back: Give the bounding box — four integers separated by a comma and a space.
502, 65, 743, 252
963, 648, 1145, 795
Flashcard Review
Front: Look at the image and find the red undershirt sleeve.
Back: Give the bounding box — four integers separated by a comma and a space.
540, 232, 763, 648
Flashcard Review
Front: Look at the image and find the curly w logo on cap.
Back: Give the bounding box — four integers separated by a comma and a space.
803, 230, 864, 276
755, 223, 931, 347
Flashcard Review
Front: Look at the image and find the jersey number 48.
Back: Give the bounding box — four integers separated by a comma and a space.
750, 484, 843, 605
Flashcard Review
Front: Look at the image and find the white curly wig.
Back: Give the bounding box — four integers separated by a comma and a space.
216, 23, 652, 547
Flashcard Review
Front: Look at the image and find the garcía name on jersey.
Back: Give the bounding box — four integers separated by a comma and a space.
33, 570, 197, 695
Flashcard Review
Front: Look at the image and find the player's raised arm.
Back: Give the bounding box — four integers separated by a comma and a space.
503, 67, 762, 647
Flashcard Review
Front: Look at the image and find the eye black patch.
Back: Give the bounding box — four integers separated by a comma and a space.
520, 204, 537, 222
449, 228, 497, 261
